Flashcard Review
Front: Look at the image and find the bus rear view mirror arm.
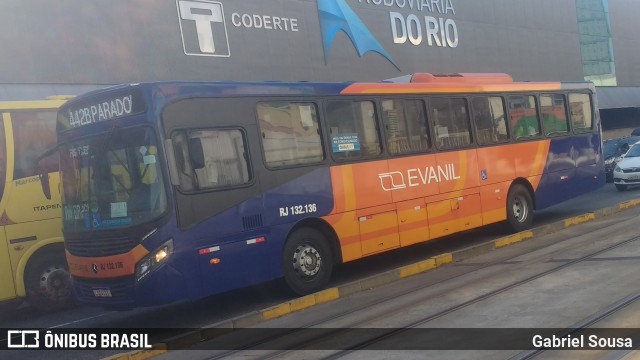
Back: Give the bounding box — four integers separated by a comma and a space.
35, 144, 59, 200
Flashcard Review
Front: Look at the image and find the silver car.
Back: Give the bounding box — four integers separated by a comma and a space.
613, 141, 640, 191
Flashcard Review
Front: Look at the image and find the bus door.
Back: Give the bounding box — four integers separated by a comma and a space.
568, 93, 600, 194
0, 113, 16, 301
427, 98, 482, 238
350, 158, 399, 256
4, 110, 61, 275
537, 94, 576, 207
428, 150, 482, 238
0, 229, 14, 302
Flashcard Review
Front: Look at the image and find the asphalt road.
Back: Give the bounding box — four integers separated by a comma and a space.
1, 182, 639, 360
167, 195, 640, 359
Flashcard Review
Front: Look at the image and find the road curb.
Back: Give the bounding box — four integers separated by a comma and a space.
102, 198, 640, 360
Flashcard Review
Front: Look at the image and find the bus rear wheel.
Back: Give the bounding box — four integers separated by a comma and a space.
506, 184, 534, 232
282, 228, 333, 295
26, 254, 74, 312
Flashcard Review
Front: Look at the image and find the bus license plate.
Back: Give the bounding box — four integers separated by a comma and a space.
92, 288, 112, 298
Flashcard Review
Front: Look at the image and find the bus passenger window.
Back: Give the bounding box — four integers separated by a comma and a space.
257, 102, 323, 168
186, 129, 251, 190
381, 99, 430, 154
569, 93, 593, 133
326, 100, 381, 161
11, 110, 58, 179
540, 94, 569, 136
508, 95, 541, 139
430, 97, 472, 149
471, 96, 508, 145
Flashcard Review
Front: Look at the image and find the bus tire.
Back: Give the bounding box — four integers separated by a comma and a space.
615, 184, 627, 192
25, 253, 74, 312
506, 184, 534, 232
282, 227, 333, 296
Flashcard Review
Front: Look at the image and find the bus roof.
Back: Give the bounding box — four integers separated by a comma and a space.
59, 74, 595, 114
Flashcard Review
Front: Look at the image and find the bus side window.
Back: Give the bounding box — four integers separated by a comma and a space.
430, 97, 472, 149
0, 121, 6, 202
382, 98, 430, 154
11, 110, 58, 179
471, 96, 508, 145
326, 100, 381, 161
569, 93, 593, 133
187, 129, 251, 190
540, 94, 569, 137
508, 95, 541, 140
257, 102, 324, 168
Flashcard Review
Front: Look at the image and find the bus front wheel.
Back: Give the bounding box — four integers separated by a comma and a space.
25, 254, 74, 312
506, 184, 534, 232
282, 228, 333, 296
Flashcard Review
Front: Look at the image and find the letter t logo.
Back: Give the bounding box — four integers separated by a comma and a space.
177, 0, 230, 57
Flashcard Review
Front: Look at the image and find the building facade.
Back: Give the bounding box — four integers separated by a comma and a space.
1, 0, 640, 114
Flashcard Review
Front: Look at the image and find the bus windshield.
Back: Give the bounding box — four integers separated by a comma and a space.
60, 126, 167, 232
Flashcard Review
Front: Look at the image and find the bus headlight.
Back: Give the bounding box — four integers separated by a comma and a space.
136, 239, 173, 282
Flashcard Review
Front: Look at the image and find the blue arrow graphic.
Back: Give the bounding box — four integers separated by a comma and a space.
317, 0, 399, 70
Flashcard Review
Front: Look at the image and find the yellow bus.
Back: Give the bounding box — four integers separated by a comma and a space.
0, 97, 73, 311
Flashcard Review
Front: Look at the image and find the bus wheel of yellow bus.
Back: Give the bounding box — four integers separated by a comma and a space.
506, 184, 534, 232
25, 254, 74, 312
282, 228, 333, 296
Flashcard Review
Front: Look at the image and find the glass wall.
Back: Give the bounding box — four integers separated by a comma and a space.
576, 0, 617, 86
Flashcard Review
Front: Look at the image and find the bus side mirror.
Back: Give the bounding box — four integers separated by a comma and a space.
188, 138, 205, 170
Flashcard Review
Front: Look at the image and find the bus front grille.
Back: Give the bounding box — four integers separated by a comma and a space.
66, 236, 137, 257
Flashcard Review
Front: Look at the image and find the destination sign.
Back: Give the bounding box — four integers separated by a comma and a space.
58, 88, 146, 130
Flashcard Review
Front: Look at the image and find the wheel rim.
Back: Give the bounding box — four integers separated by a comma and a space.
292, 243, 322, 278
512, 194, 528, 223
39, 265, 71, 303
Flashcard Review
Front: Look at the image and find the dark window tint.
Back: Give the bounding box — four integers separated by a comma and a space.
431, 97, 472, 149
540, 94, 569, 136
326, 100, 381, 161
508, 95, 541, 139
569, 93, 593, 132
257, 102, 323, 167
471, 96, 508, 145
12, 110, 58, 179
381, 99, 430, 154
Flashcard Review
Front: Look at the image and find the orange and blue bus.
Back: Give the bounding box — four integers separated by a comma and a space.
0, 97, 74, 311
53, 73, 604, 308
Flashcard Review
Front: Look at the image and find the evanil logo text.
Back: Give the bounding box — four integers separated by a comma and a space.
379, 163, 460, 191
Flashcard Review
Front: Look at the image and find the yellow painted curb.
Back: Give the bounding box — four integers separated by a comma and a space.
315, 288, 339, 303
102, 345, 167, 360
433, 253, 453, 266
289, 295, 317, 312
400, 258, 437, 278
129, 348, 168, 360
564, 213, 595, 228
619, 199, 640, 210
495, 231, 534, 248
262, 303, 291, 320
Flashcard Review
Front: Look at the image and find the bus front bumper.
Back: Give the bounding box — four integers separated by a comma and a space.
71, 264, 187, 308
